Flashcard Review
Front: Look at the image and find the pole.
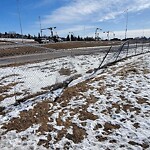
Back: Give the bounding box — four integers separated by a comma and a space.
39, 16, 42, 37
125, 9, 128, 39
17, 0, 23, 43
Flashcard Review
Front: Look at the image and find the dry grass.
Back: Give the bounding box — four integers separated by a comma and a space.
2, 100, 53, 133
1, 53, 149, 149
0, 82, 19, 93
43, 41, 122, 50
0, 46, 48, 57
0, 41, 122, 58
59, 68, 72, 76
116, 66, 139, 76
1, 78, 99, 148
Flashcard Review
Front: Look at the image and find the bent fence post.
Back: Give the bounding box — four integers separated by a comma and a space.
97, 46, 112, 70
115, 41, 128, 61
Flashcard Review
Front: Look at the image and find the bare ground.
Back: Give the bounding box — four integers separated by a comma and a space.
0, 41, 121, 58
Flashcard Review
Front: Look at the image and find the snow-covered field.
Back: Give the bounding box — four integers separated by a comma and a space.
0, 47, 150, 149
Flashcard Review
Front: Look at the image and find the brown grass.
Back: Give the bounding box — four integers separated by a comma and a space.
0, 82, 19, 93
59, 68, 72, 76
0, 46, 48, 57
2, 100, 53, 133
65, 124, 87, 143
103, 122, 120, 134
116, 67, 139, 76
0, 41, 122, 58
43, 41, 122, 50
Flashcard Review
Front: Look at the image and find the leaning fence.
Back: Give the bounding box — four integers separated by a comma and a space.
94, 39, 150, 72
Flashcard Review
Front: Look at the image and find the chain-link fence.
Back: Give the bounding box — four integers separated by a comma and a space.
0, 40, 150, 108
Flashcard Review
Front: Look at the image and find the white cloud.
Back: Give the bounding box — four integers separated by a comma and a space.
35, 0, 150, 37
114, 29, 150, 39
40, 0, 150, 26
42, 0, 101, 25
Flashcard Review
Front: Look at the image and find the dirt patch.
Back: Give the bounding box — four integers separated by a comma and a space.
116, 67, 139, 76
78, 110, 98, 121
96, 135, 108, 142
94, 123, 102, 130
96, 85, 106, 94
0, 107, 5, 115
122, 104, 141, 114
133, 123, 140, 128
128, 141, 149, 149
103, 122, 120, 134
136, 97, 150, 105
2, 100, 52, 133
59, 68, 72, 76
66, 124, 87, 143
56, 80, 93, 105
0, 82, 19, 93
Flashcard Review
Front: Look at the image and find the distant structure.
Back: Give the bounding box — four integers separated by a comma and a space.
41, 27, 56, 38
95, 28, 102, 40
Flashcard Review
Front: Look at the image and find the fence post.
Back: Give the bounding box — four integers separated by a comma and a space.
97, 46, 112, 70
115, 41, 128, 61
126, 41, 129, 57
149, 40, 150, 52
142, 40, 144, 53
135, 40, 137, 55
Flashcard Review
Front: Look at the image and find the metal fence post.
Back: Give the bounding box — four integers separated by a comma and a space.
142, 40, 144, 53
149, 40, 150, 52
115, 40, 129, 61
135, 40, 137, 55
126, 41, 129, 57
97, 46, 112, 70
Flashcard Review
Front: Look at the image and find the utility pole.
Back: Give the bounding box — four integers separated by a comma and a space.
39, 16, 42, 37
125, 9, 128, 39
16, 0, 23, 43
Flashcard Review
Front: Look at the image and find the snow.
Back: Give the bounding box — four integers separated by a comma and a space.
0, 46, 150, 149
0, 38, 35, 43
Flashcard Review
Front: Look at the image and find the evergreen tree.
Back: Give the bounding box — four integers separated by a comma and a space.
66, 35, 70, 41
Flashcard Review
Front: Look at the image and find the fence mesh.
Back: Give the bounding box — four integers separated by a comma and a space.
0, 40, 150, 107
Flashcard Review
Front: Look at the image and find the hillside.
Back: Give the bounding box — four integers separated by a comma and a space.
0, 52, 150, 149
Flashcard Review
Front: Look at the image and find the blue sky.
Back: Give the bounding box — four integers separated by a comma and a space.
0, 0, 150, 39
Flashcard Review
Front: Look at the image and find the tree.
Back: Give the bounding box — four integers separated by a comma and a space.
27, 34, 31, 39
66, 35, 70, 41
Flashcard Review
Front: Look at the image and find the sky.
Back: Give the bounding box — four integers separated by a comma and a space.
0, 0, 150, 39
